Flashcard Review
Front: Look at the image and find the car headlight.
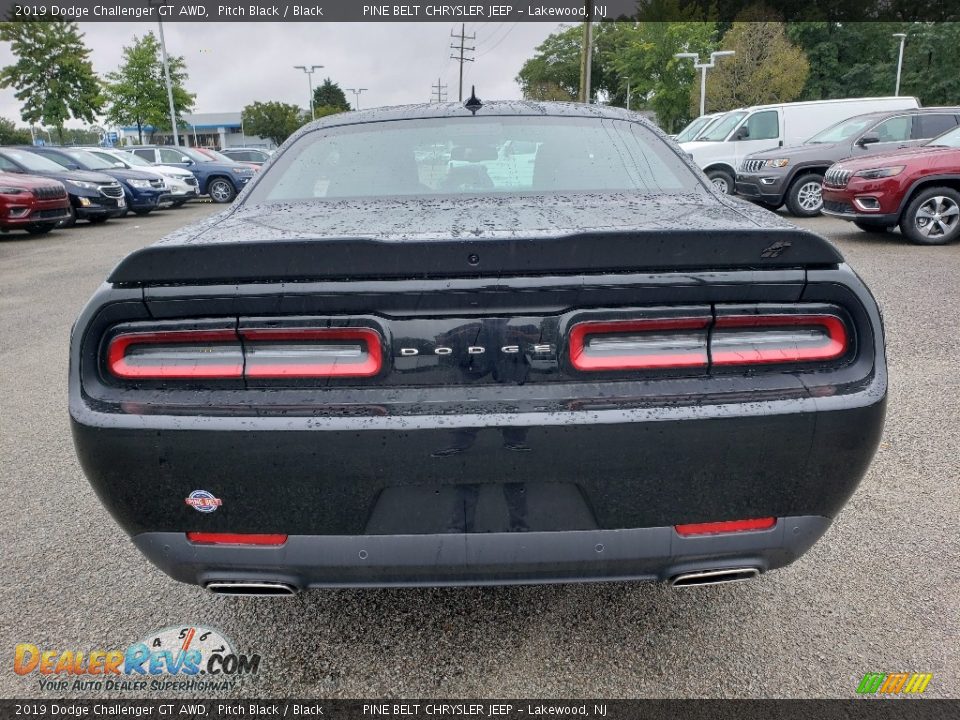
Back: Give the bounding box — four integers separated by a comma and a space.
854, 166, 905, 180
0, 186, 27, 194
69, 180, 97, 190
127, 179, 152, 189
765, 159, 789, 168
232, 167, 252, 175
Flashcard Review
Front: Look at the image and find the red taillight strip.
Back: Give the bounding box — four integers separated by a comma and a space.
107, 330, 242, 379
674, 517, 776, 536
711, 314, 847, 365
240, 327, 382, 378
186, 532, 288, 546
568, 317, 710, 371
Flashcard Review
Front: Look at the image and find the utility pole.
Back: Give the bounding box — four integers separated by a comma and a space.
450, 24, 475, 102
893, 33, 907, 96
153, 3, 180, 146
621, 75, 631, 111
431, 78, 448, 103
345, 88, 367, 111
578, 1, 594, 103
294, 64, 324, 120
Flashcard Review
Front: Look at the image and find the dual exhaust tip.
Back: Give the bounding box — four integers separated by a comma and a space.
204, 568, 760, 595
668, 567, 760, 588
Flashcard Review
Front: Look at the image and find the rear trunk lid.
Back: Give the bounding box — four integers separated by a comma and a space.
108, 193, 842, 285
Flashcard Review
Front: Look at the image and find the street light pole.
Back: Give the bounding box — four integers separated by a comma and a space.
345, 88, 368, 111
621, 76, 631, 111
893, 33, 907, 96
154, 8, 180, 146
674, 50, 735, 117
294, 65, 324, 120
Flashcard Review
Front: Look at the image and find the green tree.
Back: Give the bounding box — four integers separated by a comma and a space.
0, 18, 103, 144
241, 101, 306, 146
312, 78, 350, 113
702, 5, 809, 112
612, 20, 718, 132
0, 116, 32, 144
516, 25, 583, 101
103, 33, 194, 144
515, 23, 626, 102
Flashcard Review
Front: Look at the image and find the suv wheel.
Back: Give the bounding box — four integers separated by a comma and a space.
706, 169, 734, 194
786, 173, 824, 217
900, 187, 960, 245
208, 178, 236, 203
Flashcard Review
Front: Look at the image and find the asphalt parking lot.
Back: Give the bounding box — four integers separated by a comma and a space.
0, 203, 957, 699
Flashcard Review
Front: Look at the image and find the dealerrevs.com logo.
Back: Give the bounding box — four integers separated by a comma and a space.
856, 672, 933, 696
14, 625, 261, 692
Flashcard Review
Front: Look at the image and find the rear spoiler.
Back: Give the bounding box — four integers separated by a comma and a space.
108, 229, 843, 286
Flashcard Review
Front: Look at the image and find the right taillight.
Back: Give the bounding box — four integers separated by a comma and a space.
241, 327, 382, 378
711, 314, 848, 366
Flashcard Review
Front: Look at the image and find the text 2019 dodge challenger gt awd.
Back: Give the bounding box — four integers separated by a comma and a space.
70, 101, 886, 595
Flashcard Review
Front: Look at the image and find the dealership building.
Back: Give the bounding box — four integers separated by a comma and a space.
117, 112, 275, 150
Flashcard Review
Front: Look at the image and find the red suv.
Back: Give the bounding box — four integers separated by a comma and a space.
822, 124, 960, 245
0, 172, 71, 235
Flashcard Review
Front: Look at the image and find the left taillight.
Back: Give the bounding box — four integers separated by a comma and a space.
106, 329, 244, 379
106, 326, 383, 380
241, 327, 382, 378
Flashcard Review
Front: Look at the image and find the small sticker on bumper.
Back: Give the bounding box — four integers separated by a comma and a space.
185, 489, 222, 513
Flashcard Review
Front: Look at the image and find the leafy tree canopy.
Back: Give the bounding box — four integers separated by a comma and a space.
313, 78, 350, 112
0, 18, 103, 144
241, 101, 306, 146
103, 32, 194, 144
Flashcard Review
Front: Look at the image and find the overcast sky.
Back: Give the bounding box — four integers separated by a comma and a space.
0, 22, 565, 128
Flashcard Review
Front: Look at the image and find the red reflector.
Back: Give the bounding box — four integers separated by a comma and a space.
674, 517, 777, 536
107, 330, 243, 379
240, 327, 382, 378
711, 314, 847, 365
186, 532, 288, 546
568, 317, 710, 371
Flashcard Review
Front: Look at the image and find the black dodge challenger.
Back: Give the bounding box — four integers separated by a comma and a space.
70, 101, 886, 595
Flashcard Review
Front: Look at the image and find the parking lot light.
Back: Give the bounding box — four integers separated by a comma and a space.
674, 50, 735, 117
893, 33, 907, 96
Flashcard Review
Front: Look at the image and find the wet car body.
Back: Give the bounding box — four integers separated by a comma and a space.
70, 102, 887, 593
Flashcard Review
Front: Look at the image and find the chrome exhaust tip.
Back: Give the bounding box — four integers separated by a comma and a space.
205, 581, 298, 596
668, 567, 760, 588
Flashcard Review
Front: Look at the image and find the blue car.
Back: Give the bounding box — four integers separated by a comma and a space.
23, 146, 167, 216
126, 146, 255, 203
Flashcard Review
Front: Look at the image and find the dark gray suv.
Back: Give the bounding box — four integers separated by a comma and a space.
736, 108, 960, 216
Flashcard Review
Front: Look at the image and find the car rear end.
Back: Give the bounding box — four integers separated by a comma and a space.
69, 106, 887, 594
70, 231, 886, 594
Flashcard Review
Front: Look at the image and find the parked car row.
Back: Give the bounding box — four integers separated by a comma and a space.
673, 96, 960, 245
0, 143, 259, 236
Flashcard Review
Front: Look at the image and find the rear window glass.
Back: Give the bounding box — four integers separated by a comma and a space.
244, 116, 699, 204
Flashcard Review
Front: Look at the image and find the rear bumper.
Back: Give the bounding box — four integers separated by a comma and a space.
134, 515, 832, 589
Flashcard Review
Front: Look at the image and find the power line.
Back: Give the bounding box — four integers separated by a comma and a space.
474, 23, 518, 61
450, 24, 476, 102
431, 77, 448, 103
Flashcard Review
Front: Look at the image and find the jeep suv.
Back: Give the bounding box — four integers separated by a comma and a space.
736, 108, 960, 216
